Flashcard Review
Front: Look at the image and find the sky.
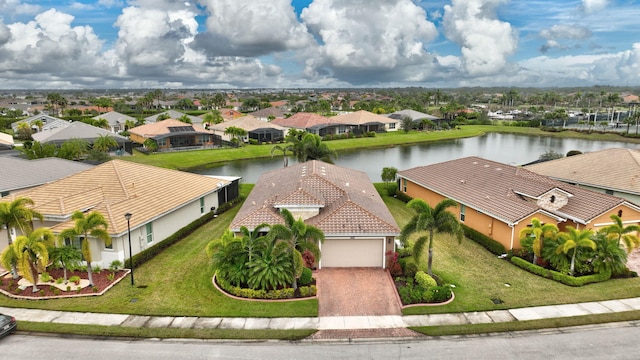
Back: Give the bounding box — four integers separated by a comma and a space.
0, 0, 638, 90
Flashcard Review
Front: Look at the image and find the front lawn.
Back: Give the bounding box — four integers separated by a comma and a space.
375, 184, 640, 315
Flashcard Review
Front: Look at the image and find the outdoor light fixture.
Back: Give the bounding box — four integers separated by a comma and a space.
124, 212, 134, 286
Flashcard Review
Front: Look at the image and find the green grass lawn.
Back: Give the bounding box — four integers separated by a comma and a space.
121, 125, 640, 171
376, 184, 640, 316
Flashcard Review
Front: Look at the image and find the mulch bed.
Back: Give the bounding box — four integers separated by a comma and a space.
0, 268, 127, 298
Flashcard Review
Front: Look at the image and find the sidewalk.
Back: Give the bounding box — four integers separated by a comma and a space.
3, 297, 640, 333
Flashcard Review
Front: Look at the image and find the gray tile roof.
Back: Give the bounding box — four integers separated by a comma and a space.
0, 157, 93, 194
398, 156, 628, 225
31, 121, 128, 144
231, 160, 400, 236
92, 111, 136, 126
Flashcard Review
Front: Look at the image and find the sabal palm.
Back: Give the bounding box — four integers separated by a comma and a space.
49, 245, 82, 283
400, 198, 463, 276
0, 197, 43, 278
247, 236, 292, 291
602, 214, 640, 253
206, 229, 247, 287
519, 218, 559, 264
268, 208, 324, 289
12, 228, 55, 292
59, 211, 111, 286
556, 226, 596, 276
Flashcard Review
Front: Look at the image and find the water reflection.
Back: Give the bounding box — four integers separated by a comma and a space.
192, 133, 640, 183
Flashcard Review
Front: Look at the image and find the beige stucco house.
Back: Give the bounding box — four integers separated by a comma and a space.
230, 160, 400, 268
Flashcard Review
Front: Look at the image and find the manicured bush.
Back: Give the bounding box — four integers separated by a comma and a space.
395, 191, 413, 203
510, 256, 611, 286
403, 260, 418, 278
461, 224, 506, 255
299, 285, 317, 297
217, 277, 308, 299
298, 267, 313, 286
428, 286, 452, 303
415, 271, 437, 289
69, 276, 81, 285
40, 272, 52, 282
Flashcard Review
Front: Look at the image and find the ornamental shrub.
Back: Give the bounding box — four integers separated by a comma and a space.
415, 271, 437, 289
298, 267, 313, 286
428, 286, 452, 303
403, 261, 418, 278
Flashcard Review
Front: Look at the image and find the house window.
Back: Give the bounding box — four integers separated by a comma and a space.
402, 178, 407, 192
157, 138, 167, 146
105, 237, 113, 250
389, 123, 396, 129
146, 223, 154, 244
460, 204, 466, 222
64, 236, 83, 251
606, 189, 614, 195
200, 197, 205, 214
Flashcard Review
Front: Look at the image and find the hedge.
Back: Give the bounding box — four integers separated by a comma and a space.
510, 256, 611, 286
124, 195, 244, 269
461, 224, 506, 255
217, 277, 317, 300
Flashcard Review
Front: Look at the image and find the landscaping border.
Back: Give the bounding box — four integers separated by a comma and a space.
211, 274, 318, 303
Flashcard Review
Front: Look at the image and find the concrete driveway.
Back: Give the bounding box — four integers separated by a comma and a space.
315, 268, 402, 317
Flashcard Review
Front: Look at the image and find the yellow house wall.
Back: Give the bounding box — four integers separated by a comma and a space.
129, 133, 146, 144
402, 178, 560, 251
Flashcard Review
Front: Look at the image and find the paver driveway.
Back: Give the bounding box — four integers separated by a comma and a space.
315, 268, 402, 317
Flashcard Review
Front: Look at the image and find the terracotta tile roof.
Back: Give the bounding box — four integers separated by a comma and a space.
398, 156, 627, 225
231, 160, 399, 236
271, 112, 331, 129
208, 115, 286, 132
129, 119, 211, 138
525, 148, 640, 196
330, 110, 397, 125
6, 160, 230, 235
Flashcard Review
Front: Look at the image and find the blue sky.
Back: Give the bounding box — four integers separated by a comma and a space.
0, 0, 638, 89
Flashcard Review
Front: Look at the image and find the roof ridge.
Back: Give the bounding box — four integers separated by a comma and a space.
111, 160, 131, 200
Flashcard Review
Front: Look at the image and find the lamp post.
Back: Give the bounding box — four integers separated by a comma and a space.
124, 212, 134, 286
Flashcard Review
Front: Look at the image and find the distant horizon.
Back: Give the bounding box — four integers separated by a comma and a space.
0, 1, 639, 90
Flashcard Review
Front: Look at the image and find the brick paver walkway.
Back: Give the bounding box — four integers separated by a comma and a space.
316, 268, 402, 317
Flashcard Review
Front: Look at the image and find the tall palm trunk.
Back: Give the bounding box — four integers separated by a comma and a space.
427, 230, 435, 276
6, 230, 19, 279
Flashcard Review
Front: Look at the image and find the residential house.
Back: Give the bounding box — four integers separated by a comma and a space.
387, 109, 444, 129
129, 119, 219, 151
397, 157, 640, 252
145, 110, 202, 126
249, 107, 288, 121
92, 111, 137, 133
525, 148, 640, 205
220, 108, 244, 121
271, 112, 336, 136
331, 110, 400, 133
11, 114, 70, 133
208, 116, 286, 144
31, 121, 132, 154
0, 157, 93, 197
1, 160, 239, 268
231, 160, 400, 268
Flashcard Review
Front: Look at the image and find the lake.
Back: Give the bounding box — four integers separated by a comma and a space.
193, 133, 640, 183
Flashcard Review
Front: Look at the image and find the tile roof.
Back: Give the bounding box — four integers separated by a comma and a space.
5, 160, 230, 235
129, 119, 212, 138
208, 115, 287, 132
92, 111, 136, 125
387, 109, 440, 121
31, 121, 128, 143
231, 160, 400, 236
330, 110, 397, 125
249, 107, 287, 118
398, 156, 627, 225
525, 148, 640, 196
271, 112, 331, 129
144, 110, 201, 123
0, 157, 93, 193
12, 114, 70, 132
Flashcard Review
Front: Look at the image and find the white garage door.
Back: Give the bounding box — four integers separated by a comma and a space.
321, 238, 384, 268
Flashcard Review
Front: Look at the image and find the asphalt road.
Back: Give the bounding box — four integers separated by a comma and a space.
3, 322, 640, 360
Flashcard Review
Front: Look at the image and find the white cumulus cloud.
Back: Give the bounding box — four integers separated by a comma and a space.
581, 0, 609, 14
443, 0, 518, 76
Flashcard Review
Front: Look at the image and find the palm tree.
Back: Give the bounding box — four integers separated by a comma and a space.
0, 198, 44, 278
49, 245, 82, 284
589, 231, 627, 276
268, 208, 324, 289
300, 133, 337, 163
238, 224, 270, 263
519, 218, 559, 265
202, 110, 223, 128
270, 144, 294, 167
556, 226, 596, 276
206, 229, 247, 287
93, 134, 119, 153
224, 126, 248, 146
30, 119, 43, 132
400, 198, 463, 276
247, 235, 292, 291
92, 118, 110, 130
602, 214, 640, 253
57, 138, 89, 161
59, 211, 111, 286
10, 227, 55, 292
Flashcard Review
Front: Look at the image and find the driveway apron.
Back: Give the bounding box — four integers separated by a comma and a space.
316, 268, 402, 317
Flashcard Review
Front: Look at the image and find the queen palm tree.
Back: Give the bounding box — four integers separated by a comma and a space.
268, 209, 324, 289
556, 226, 596, 276
602, 214, 640, 253
9, 227, 55, 292
238, 224, 270, 263
59, 211, 111, 286
270, 143, 294, 167
93, 134, 119, 153
0, 198, 43, 278
300, 133, 337, 163
400, 198, 463, 276
519, 218, 559, 265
